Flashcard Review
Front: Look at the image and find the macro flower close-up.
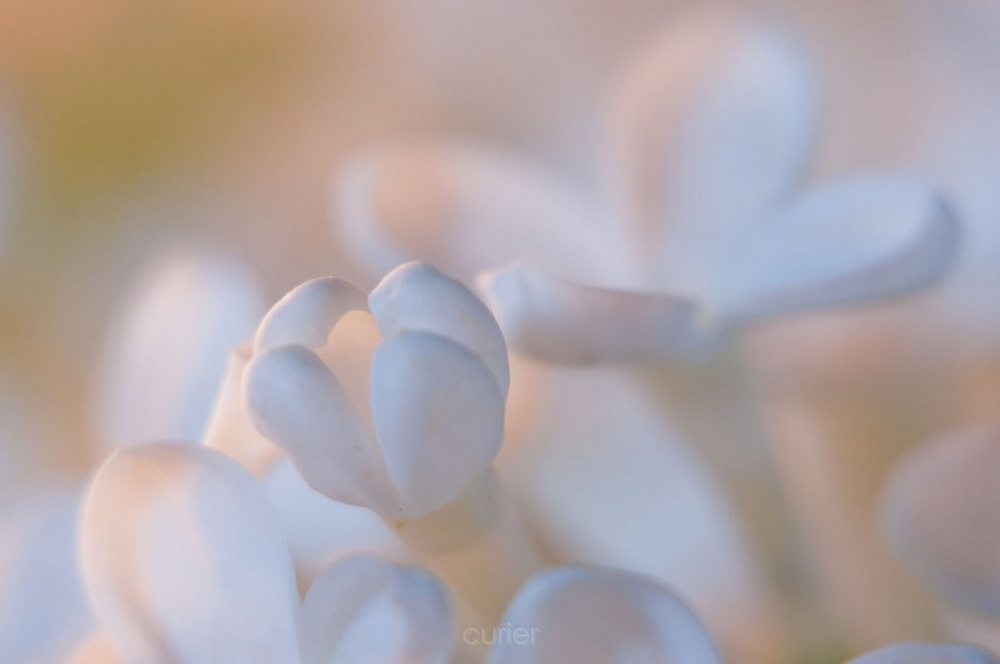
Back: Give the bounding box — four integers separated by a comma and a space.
4, 1, 1000, 664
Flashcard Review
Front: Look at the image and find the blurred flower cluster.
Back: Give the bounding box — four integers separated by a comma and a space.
4, 2, 1000, 664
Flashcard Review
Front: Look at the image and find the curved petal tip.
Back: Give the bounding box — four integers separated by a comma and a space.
488, 566, 720, 664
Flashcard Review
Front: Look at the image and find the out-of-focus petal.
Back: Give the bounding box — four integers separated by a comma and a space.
506, 371, 782, 664
298, 554, 453, 664
882, 425, 1000, 617
245, 345, 397, 513
846, 642, 998, 664
480, 263, 708, 364
262, 458, 411, 587
202, 345, 283, 477
488, 566, 721, 664
79, 443, 301, 664
0, 485, 93, 664
334, 141, 615, 284
67, 633, 123, 664
608, 12, 815, 289
92, 249, 264, 456
370, 262, 509, 395
708, 178, 959, 326
371, 331, 505, 519
254, 277, 369, 353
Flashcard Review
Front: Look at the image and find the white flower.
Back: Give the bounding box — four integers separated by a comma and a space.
77, 439, 733, 664
77, 441, 455, 664
91, 248, 264, 455
334, 13, 959, 365
244, 261, 508, 521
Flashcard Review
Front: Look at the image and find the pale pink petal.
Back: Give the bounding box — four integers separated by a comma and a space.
370, 262, 509, 394
708, 177, 959, 326
846, 642, 998, 664
371, 331, 505, 519
254, 277, 369, 353
244, 345, 397, 514
488, 567, 721, 664
334, 141, 615, 284
92, 249, 263, 455
80, 443, 301, 664
298, 555, 452, 664
883, 425, 1000, 617
608, 12, 815, 289
480, 263, 708, 364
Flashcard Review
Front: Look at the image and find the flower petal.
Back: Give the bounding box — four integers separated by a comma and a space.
334, 141, 616, 283
708, 177, 959, 326
488, 567, 721, 664
298, 554, 453, 664
0, 485, 93, 664
79, 443, 301, 664
92, 249, 264, 455
370, 262, 509, 395
480, 263, 708, 364
245, 345, 397, 513
254, 277, 369, 353
608, 12, 815, 289
202, 345, 283, 477
506, 371, 783, 664
846, 642, 998, 664
882, 425, 1000, 617
371, 331, 505, 518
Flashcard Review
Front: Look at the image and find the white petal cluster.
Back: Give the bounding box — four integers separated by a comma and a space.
2, 7, 993, 664
78, 442, 455, 664
245, 262, 507, 520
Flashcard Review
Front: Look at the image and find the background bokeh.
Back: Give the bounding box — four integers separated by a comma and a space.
2, 5, 1000, 649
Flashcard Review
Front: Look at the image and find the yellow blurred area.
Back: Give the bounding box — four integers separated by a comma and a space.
0, 0, 318, 214
0, 0, 352, 473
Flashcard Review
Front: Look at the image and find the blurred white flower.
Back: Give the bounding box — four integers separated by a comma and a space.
489, 566, 720, 664
334, 12, 959, 365
91, 247, 264, 457
334, 11, 964, 660
77, 441, 455, 664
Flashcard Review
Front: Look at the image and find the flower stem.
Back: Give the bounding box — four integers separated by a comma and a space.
640, 346, 824, 661
385, 467, 541, 625
749, 345, 938, 652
